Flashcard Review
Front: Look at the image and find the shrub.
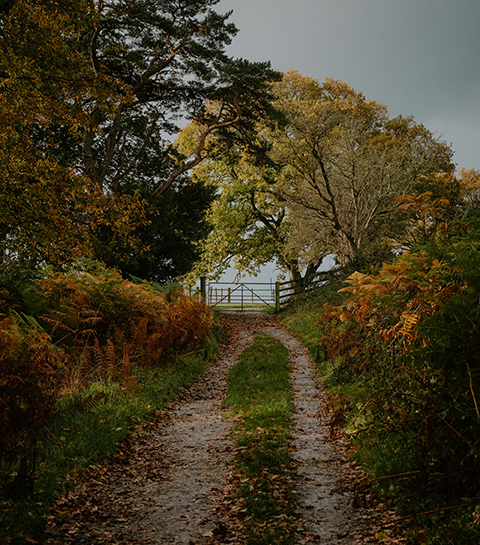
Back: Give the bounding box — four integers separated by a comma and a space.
0, 260, 213, 499
314, 212, 480, 507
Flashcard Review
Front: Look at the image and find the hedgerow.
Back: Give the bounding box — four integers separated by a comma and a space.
311, 211, 480, 542
0, 259, 213, 500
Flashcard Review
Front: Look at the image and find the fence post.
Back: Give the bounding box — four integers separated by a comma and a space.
275, 281, 280, 313
200, 276, 207, 303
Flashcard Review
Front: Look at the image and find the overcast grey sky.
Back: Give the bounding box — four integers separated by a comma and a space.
217, 0, 480, 171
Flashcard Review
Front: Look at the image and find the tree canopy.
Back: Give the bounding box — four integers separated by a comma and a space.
0, 0, 280, 277
0, 3, 466, 284
185, 146, 325, 287
271, 71, 454, 268
187, 70, 456, 285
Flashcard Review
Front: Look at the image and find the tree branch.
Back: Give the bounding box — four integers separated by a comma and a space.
111, 111, 162, 192
153, 102, 241, 198
249, 192, 281, 236
90, 25, 100, 75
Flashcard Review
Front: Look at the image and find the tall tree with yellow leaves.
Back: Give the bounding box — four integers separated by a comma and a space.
271, 70, 454, 267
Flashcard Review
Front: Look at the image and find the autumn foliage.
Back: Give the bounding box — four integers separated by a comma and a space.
315, 212, 480, 503
0, 261, 213, 497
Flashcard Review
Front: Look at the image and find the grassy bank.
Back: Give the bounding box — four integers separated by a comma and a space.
0, 261, 219, 544
281, 275, 480, 545
1, 348, 218, 544
224, 332, 297, 544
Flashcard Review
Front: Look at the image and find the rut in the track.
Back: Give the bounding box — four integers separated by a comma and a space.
44, 311, 400, 544
263, 323, 385, 544
117, 315, 259, 544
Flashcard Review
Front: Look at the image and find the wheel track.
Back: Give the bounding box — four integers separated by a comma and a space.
44, 311, 401, 544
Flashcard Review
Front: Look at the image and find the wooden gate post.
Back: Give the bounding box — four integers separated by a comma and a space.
200, 276, 207, 303
275, 281, 280, 313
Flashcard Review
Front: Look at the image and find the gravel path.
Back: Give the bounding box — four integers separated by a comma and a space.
263, 322, 384, 544
44, 311, 403, 544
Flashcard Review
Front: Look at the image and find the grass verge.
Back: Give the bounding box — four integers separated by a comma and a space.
223, 332, 297, 544
281, 289, 480, 545
0, 331, 220, 545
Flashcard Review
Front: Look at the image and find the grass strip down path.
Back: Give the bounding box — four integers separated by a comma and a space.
224, 332, 298, 544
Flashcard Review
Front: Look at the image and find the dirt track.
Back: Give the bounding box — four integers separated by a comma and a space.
44, 311, 404, 544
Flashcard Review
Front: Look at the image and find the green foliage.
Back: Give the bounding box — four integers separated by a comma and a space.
107, 177, 216, 282
186, 146, 327, 286
283, 210, 480, 543
0, 351, 214, 544
187, 69, 455, 284
0, 260, 214, 523
224, 333, 297, 544
185, 154, 287, 280
280, 272, 348, 363
0, 0, 281, 280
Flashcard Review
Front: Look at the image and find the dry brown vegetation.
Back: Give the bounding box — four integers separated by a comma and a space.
0, 261, 213, 499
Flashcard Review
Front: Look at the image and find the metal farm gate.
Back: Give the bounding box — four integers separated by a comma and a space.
204, 281, 279, 312
199, 272, 335, 313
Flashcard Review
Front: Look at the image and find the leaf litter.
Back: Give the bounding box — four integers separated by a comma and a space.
44, 311, 406, 544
